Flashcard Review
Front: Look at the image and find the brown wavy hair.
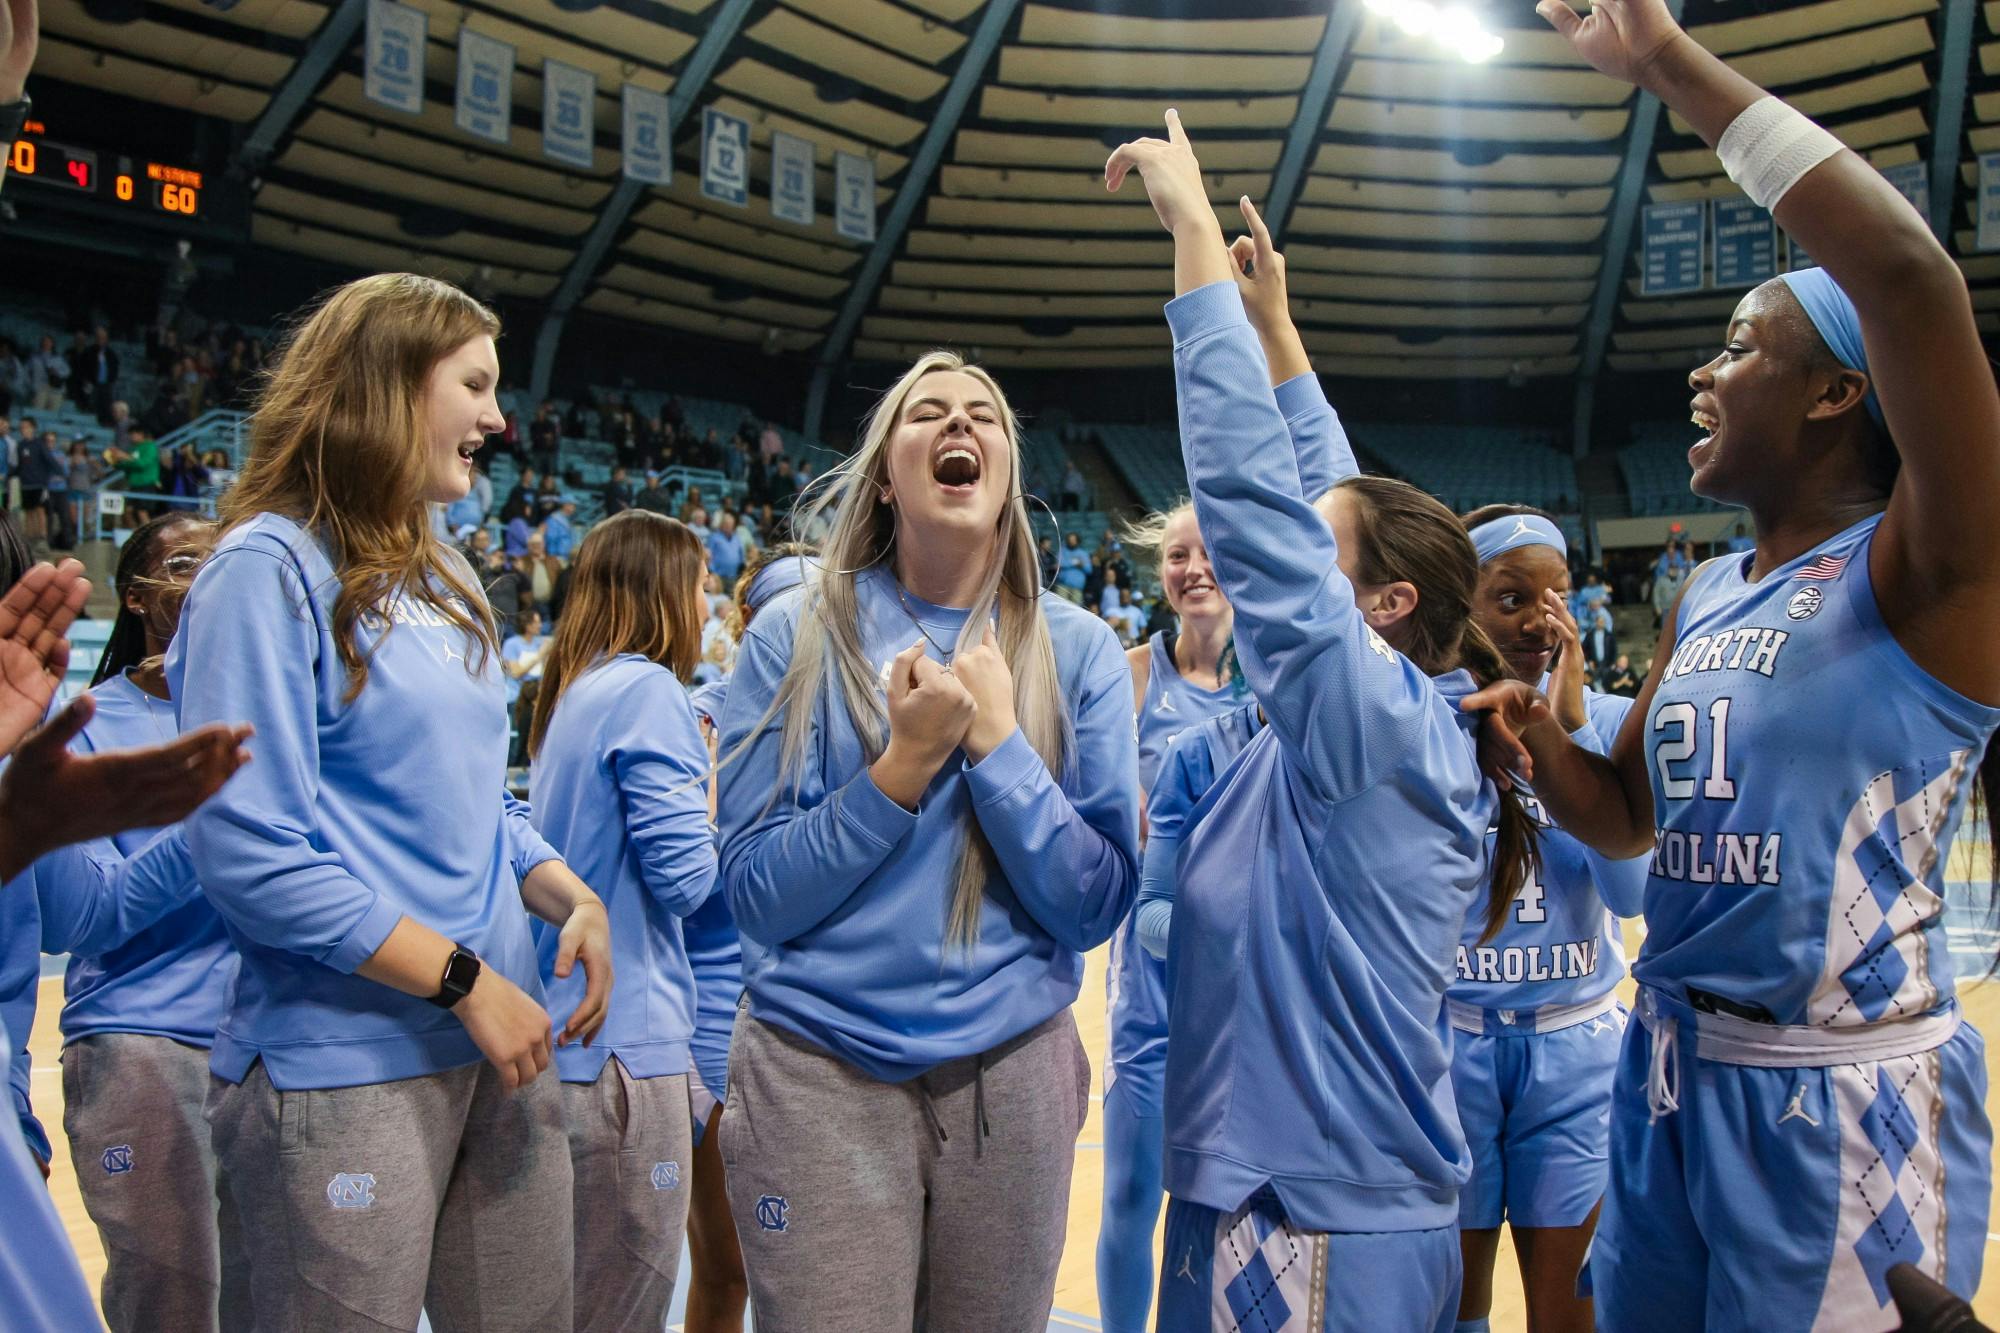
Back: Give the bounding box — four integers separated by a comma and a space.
1336, 475, 1542, 943
222, 273, 499, 701
527, 510, 707, 759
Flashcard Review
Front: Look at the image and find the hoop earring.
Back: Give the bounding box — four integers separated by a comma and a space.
1012, 490, 1063, 603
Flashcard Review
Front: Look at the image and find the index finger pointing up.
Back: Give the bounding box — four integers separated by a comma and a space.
1164, 107, 1188, 146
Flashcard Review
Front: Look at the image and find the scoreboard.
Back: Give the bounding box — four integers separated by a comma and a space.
8, 120, 213, 221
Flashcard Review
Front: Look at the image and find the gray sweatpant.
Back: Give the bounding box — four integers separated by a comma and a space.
720, 1008, 1091, 1333
62, 1033, 253, 1332
560, 1062, 692, 1333
206, 1058, 573, 1333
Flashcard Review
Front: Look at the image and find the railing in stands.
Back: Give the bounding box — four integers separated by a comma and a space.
156, 409, 251, 465
88, 490, 218, 543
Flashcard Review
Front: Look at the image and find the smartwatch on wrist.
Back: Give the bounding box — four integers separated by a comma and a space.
428, 942, 481, 1009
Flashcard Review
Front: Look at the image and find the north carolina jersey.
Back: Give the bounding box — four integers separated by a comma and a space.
1450, 689, 1646, 1014
1638, 514, 2000, 1026
1135, 631, 1239, 791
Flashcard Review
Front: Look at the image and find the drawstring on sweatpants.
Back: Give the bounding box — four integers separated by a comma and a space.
1639, 990, 1681, 1122
917, 1054, 994, 1154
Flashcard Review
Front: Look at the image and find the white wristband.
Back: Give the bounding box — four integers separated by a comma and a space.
1716, 96, 1843, 212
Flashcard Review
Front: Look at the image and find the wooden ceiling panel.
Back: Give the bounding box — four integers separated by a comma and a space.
980, 87, 1296, 130
746, 9, 948, 103
1667, 62, 1929, 137
318, 73, 617, 176
1690, 0, 1934, 56
1286, 271, 1597, 305
1727, 16, 1933, 88
274, 139, 595, 235
597, 263, 831, 329
940, 165, 1269, 203
1287, 243, 1598, 281
1300, 176, 1613, 215
1341, 57, 1630, 109
149, 0, 326, 41
1657, 107, 1925, 179
1017, 5, 1323, 52
294, 108, 614, 206
35, 38, 266, 119
1311, 142, 1621, 187
923, 195, 1233, 233
255, 182, 571, 270
1353, 19, 1588, 68
631, 193, 862, 272
581, 289, 821, 352
42, 0, 294, 86
904, 230, 1172, 266
890, 259, 1170, 294
400, 0, 685, 87
956, 129, 1280, 170
713, 59, 925, 146
1288, 205, 1605, 245
250, 213, 559, 296
1619, 294, 1745, 325
1330, 98, 1629, 143
622, 229, 849, 300
861, 315, 1168, 349
878, 287, 1168, 319
795, 0, 966, 64
995, 47, 1311, 93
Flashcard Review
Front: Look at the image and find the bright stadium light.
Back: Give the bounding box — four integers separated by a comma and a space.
1369, 0, 1506, 63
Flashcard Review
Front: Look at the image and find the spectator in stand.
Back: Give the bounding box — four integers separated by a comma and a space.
794, 457, 814, 493
459, 524, 492, 566
1099, 568, 1144, 642
1726, 521, 1755, 554
1142, 590, 1175, 641
0, 339, 23, 416
1060, 458, 1088, 512
162, 443, 209, 510
481, 544, 530, 625
28, 335, 68, 412
758, 419, 784, 464
1649, 536, 1689, 628
76, 326, 120, 423
15, 422, 54, 550
64, 441, 98, 543
501, 608, 550, 766
544, 498, 578, 561
1056, 530, 1090, 603
445, 467, 484, 534
534, 474, 562, 523
724, 440, 749, 484
1038, 535, 1059, 589
1580, 603, 1617, 679
500, 466, 538, 524
766, 457, 797, 508
683, 504, 711, 544
42, 436, 72, 548
1601, 652, 1639, 698
1572, 568, 1610, 619
503, 507, 533, 559
106, 400, 137, 448
468, 459, 493, 524
636, 471, 675, 516
0, 417, 14, 514
706, 510, 748, 590
104, 429, 161, 527
602, 466, 634, 518
530, 402, 561, 472
519, 531, 564, 616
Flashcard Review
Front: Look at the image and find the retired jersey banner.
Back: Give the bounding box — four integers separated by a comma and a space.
1979, 153, 2000, 252
1710, 196, 1776, 290
364, 0, 426, 115
621, 84, 669, 185
1880, 160, 1928, 221
1641, 201, 1704, 296
702, 107, 750, 207
454, 28, 513, 145
834, 150, 875, 243
542, 60, 596, 170
771, 131, 814, 226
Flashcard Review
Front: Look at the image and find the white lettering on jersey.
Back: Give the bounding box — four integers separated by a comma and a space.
1660, 627, 1790, 684
1455, 937, 1601, 984
1649, 829, 1783, 885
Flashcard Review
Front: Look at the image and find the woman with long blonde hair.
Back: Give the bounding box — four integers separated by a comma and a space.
169, 273, 611, 1331
525, 510, 716, 1333
714, 352, 1140, 1329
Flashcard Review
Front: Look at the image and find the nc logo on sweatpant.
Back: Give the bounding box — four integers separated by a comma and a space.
651, 1161, 680, 1191
327, 1173, 377, 1210
755, 1194, 790, 1233
100, 1145, 133, 1176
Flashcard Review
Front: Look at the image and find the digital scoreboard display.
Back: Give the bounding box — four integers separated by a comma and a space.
8, 121, 204, 218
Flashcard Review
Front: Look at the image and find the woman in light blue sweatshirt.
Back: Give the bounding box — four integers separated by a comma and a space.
170, 274, 613, 1332
1108, 118, 1539, 1333
716, 351, 1139, 1330
525, 510, 716, 1333
37, 511, 256, 1331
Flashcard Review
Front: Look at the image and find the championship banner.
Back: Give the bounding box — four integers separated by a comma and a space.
622, 84, 669, 186
702, 107, 750, 207
1640, 201, 1704, 296
364, 0, 426, 115
542, 59, 596, 170
1710, 196, 1776, 290
834, 150, 875, 243
771, 131, 814, 225
454, 27, 514, 145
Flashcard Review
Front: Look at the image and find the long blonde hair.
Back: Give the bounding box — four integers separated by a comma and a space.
765, 351, 1072, 949
527, 511, 707, 759
223, 273, 499, 700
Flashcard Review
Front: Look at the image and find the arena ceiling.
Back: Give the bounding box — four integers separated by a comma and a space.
27, 0, 2000, 432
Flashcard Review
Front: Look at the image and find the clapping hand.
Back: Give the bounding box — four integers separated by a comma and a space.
0, 559, 89, 758
0, 0, 37, 104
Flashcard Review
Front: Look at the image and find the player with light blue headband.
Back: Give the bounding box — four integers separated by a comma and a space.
680, 539, 814, 1333
1467, 0, 2000, 1326
1450, 503, 1650, 1333
1109, 116, 1543, 1333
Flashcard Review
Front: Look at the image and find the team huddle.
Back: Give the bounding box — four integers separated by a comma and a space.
6, 1, 1999, 1331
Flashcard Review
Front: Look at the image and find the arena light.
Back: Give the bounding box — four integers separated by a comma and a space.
1362, 0, 1506, 62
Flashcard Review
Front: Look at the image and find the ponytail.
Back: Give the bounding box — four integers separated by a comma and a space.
1457, 618, 1544, 944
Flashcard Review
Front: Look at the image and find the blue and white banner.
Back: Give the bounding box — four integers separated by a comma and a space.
454, 27, 513, 145
834, 150, 875, 243
542, 59, 596, 170
1640, 201, 1704, 296
1980, 153, 2000, 252
621, 84, 669, 185
364, 0, 426, 115
702, 107, 750, 207
1709, 196, 1776, 290
771, 131, 814, 226
1881, 160, 1928, 220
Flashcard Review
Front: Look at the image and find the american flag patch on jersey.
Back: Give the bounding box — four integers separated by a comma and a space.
1792, 553, 1849, 582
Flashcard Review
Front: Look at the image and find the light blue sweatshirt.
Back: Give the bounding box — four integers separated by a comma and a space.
0, 1015, 101, 1331
1134, 701, 1266, 960
169, 512, 563, 1090
41, 673, 236, 1047
1162, 281, 1496, 1233
0, 873, 45, 1160
1448, 688, 1646, 1014
716, 565, 1140, 1081
530, 655, 718, 1082
683, 679, 741, 1095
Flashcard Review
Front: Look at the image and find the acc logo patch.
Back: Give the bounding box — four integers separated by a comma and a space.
101, 1145, 133, 1175
755, 1194, 790, 1233
650, 1161, 680, 1191
1365, 626, 1396, 663
326, 1172, 377, 1210
1786, 586, 1823, 621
